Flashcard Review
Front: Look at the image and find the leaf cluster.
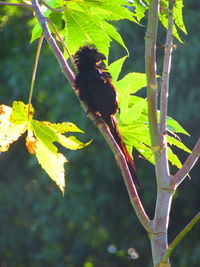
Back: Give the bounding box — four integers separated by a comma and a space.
0, 101, 90, 193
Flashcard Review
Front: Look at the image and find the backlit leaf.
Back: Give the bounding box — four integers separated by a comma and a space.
35, 139, 67, 194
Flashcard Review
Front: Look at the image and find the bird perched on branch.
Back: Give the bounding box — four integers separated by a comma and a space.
74, 46, 139, 188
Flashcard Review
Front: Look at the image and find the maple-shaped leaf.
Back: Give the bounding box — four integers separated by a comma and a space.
0, 101, 90, 193
0, 103, 29, 152
35, 139, 67, 194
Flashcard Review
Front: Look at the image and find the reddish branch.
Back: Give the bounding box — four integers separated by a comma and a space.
31, 0, 151, 231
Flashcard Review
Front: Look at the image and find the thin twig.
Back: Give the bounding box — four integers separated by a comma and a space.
161, 211, 200, 263
46, 18, 77, 71
31, 0, 151, 232
173, 138, 200, 187
0, 1, 33, 8
31, 0, 75, 85
28, 35, 44, 120
159, 0, 174, 134
39, 0, 66, 12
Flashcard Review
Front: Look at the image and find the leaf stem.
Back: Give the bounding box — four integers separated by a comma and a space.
39, 0, 66, 12
173, 138, 200, 187
28, 35, 44, 120
31, 0, 75, 85
159, 0, 175, 134
46, 18, 77, 71
161, 211, 200, 263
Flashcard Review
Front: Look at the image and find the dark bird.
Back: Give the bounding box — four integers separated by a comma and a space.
74, 46, 139, 188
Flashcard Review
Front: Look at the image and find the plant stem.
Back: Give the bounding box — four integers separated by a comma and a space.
145, 0, 160, 149
46, 18, 77, 71
97, 121, 151, 231
161, 211, 200, 263
39, 0, 65, 12
160, 0, 174, 134
174, 138, 200, 187
28, 35, 44, 120
31, 0, 75, 85
145, 1, 175, 266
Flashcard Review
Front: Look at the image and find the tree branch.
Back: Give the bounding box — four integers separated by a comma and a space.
145, 0, 160, 149
161, 211, 200, 263
159, 0, 174, 134
31, 0, 151, 232
95, 120, 151, 231
31, 0, 75, 85
39, 0, 65, 12
173, 138, 200, 187
0, 1, 33, 8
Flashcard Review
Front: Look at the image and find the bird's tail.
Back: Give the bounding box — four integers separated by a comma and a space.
104, 115, 140, 189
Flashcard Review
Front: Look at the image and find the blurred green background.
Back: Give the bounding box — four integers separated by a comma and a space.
0, 2, 199, 266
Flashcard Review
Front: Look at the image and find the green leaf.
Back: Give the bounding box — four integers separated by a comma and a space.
30, 22, 42, 43
119, 123, 153, 164
66, 0, 138, 23
31, 120, 89, 151
40, 121, 84, 134
167, 146, 182, 169
95, 19, 129, 55
62, 0, 140, 56
167, 136, 191, 154
57, 135, 92, 150
119, 99, 146, 124
158, 0, 187, 43
116, 73, 147, 103
31, 120, 58, 148
174, 0, 187, 34
63, 9, 111, 56
30, 119, 90, 193
166, 116, 190, 136
35, 139, 67, 194
108, 56, 127, 82
10, 101, 33, 124
0, 101, 89, 193
133, 0, 148, 22
31, 120, 90, 193
0, 104, 27, 152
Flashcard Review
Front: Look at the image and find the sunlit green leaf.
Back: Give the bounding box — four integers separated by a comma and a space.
133, 0, 148, 21
167, 146, 182, 169
108, 56, 127, 82
167, 136, 191, 154
57, 135, 92, 150
35, 139, 67, 194
119, 99, 146, 124
30, 22, 42, 43
10, 101, 33, 124
174, 0, 187, 34
166, 116, 190, 136
0, 104, 27, 152
40, 121, 84, 134
116, 73, 147, 102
